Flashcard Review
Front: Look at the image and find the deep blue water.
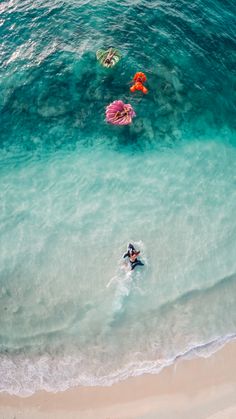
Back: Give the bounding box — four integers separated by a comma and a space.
0, 0, 236, 395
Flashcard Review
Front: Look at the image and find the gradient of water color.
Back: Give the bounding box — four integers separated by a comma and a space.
0, 0, 236, 395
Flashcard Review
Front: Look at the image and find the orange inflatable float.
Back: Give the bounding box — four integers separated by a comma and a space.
130, 72, 148, 94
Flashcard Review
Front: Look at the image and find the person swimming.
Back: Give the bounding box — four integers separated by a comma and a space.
123, 243, 144, 270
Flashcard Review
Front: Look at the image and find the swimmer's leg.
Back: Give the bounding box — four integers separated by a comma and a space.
130, 260, 144, 270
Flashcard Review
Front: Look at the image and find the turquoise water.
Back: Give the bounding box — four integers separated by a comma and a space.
0, 0, 236, 395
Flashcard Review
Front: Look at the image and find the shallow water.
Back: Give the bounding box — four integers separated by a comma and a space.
0, 0, 236, 395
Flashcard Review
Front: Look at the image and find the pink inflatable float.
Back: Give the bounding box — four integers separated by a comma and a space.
105, 100, 136, 125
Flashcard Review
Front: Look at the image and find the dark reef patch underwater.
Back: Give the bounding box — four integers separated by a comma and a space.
0, 0, 236, 395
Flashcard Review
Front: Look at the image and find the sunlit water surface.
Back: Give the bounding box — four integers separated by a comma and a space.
0, 0, 236, 395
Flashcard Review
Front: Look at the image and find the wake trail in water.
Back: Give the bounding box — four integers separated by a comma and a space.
106, 241, 147, 318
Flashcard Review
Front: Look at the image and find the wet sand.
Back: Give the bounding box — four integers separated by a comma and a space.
0, 340, 236, 419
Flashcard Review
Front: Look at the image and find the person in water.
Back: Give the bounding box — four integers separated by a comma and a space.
123, 243, 144, 270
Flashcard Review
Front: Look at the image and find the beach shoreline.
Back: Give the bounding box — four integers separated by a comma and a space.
0, 339, 236, 419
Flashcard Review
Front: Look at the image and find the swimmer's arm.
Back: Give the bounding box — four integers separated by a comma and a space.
123, 252, 129, 258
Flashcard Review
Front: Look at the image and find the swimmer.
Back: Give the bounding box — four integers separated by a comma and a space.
123, 243, 144, 270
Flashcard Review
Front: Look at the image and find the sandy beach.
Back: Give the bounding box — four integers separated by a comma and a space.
0, 340, 236, 419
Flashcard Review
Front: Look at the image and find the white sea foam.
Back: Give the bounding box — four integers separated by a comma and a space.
0, 334, 236, 396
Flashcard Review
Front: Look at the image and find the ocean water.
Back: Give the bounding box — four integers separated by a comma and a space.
0, 0, 236, 396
